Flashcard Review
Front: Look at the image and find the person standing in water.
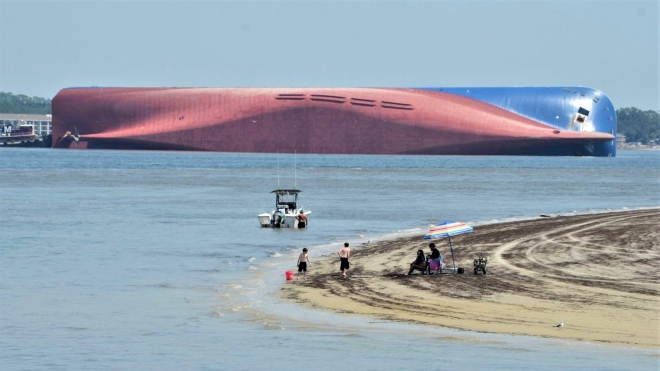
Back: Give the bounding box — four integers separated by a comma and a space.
338, 242, 351, 278
297, 248, 311, 280
296, 210, 308, 229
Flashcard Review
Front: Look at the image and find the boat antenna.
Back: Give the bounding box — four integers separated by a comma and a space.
277, 151, 280, 189
294, 150, 297, 189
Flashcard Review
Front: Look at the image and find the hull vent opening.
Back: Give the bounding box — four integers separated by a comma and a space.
350, 97, 377, 107
381, 101, 414, 110
578, 107, 590, 116
310, 94, 346, 104
570, 107, 591, 130
276, 93, 305, 101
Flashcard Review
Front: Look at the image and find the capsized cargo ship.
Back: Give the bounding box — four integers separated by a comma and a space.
52, 87, 617, 156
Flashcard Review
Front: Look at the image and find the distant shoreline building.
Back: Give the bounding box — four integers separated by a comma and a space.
616, 133, 626, 148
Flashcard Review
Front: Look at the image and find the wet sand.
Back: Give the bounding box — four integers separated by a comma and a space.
279, 209, 660, 348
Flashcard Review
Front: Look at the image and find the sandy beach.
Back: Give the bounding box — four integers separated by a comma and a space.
280, 209, 660, 348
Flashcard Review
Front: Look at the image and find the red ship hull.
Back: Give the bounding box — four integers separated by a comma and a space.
52, 87, 614, 155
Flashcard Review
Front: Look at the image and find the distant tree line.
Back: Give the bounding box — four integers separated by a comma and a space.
1, 91, 658, 143
616, 107, 660, 144
0, 92, 52, 114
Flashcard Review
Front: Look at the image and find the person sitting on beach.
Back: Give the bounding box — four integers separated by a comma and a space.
407, 249, 427, 275
427, 243, 443, 272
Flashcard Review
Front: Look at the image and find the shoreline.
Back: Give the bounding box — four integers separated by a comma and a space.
278, 209, 660, 348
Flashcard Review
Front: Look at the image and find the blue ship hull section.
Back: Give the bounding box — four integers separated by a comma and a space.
419, 87, 617, 157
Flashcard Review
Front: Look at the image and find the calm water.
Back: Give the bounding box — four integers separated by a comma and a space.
1, 148, 659, 370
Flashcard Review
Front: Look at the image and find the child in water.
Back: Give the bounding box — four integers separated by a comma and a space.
297, 248, 311, 280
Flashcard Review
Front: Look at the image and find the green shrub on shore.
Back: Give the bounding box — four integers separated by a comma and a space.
616, 108, 660, 144
0, 92, 51, 115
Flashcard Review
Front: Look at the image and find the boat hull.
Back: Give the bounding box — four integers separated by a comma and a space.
0, 134, 39, 146
52, 87, 616, 156
258, 210, 311, 228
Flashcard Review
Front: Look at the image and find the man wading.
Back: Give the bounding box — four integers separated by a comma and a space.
296, 210, 308, 229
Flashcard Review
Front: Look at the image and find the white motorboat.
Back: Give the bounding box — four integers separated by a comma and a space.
258, 189, 311, 228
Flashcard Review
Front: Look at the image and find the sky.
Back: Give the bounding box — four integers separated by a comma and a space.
0, 0, 658, 110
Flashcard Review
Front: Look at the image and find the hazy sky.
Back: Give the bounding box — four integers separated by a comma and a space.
1, 0, 658, 110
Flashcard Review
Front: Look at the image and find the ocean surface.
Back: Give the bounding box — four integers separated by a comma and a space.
1, 148, 659, 371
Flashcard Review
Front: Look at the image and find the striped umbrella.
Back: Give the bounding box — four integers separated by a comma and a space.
424, 221, 473, 270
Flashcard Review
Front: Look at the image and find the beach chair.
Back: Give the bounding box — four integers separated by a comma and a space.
473, 253, 487, 274
428, 259, 442, 275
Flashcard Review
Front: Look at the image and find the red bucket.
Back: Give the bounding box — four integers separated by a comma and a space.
285, 270, 295, 281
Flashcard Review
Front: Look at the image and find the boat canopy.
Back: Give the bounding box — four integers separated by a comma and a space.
270, 189, 301, 195
271, 189, 301, 210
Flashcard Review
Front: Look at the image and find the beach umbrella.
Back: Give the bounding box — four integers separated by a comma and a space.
423, 221, 473, 270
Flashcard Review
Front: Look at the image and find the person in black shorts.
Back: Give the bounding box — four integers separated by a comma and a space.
297, 248, 311, 280
338, 242, 351, 278
296, 210, 308, 228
